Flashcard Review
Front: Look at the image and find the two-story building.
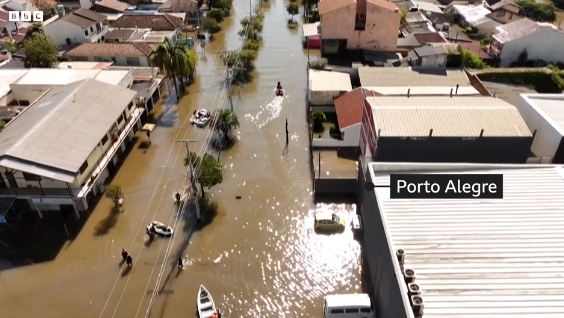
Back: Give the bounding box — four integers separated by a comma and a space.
485, 0, 525, 24
0, 79, 143, 220
64, 42, 155, 67
43, 8, 108, 46
318, 0, 401, 54
110, 13, 183, 33
490, 18, 564, 66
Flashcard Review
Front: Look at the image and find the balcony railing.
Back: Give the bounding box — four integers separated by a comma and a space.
0, 187, 73, 197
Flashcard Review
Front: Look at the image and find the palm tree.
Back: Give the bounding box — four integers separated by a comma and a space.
25, 22, 44, 40
151, 37, 198, 100
211, 109, 240, 141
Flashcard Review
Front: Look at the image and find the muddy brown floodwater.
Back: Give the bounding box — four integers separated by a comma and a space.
0, 1, 361, 318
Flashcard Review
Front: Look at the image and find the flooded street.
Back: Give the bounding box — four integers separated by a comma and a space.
0, 1, 361, 318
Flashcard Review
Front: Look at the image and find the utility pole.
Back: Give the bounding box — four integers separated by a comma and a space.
285, 118, 289, 145
174, 139, 200, 220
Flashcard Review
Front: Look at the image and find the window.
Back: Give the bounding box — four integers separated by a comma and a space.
509, 13, 513, 19
22, 172, 42, 181
117, 113, 125, 124
345, 308, 359, 313
360, 308, 371, 313
79, 161, 89, 174
101, 134, 109, 145
122, 110, 127, 120
128, 102, 134, 110
496, 10, 505, 17
126, 57, 141, 66
330, 309, 344, 314
84, 30, 89, 36
111, 57, 117, 64
90, 26, 94, 32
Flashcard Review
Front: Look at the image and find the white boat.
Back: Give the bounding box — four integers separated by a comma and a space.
197, 285, 217, 318
190, 109, 211, 127
146, 221, 174, 236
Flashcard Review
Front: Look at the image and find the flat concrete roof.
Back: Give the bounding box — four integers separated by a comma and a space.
364, 86, 480, 96
366, 96, 532, 137
358, 67, 471, 88
0, 70, 28, 101
520, 94, 564, 135
8, 69, 131, 87
309, 70, 352, 92
0, 79, 136, 182
369, 162, 564, 318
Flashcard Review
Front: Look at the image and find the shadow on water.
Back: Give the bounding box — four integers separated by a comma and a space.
121, 264, 132, 277
146, 196, 219, 318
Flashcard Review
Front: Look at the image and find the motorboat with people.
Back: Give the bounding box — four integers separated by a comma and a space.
197, 285, 221, 318
146, 221, 174, 237
275, 82, 284, 97
190, 109, 211, 127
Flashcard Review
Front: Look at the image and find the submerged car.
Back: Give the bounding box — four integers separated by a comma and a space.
314, 213, 346, 232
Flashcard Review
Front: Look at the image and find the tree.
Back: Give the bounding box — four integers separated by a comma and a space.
35, 0, 57, 19
25, 22, 44, 41
516, 0, 556, 22
202, 17, 220, 33
23, 33, 58, 68
243, 39, 260, 51
184, 152, 223, 196
211, 109, 240, 141
0, 119, 5, 132
210, 0, 233, 13
312, 110, 326, 133
287, 3, 299, 22
208, 8, 226, 23
400, 7, 408, 28
456, 45, 485, 69
104, 184, 123, 214
151, 38, 198, 100
308, 57, 328, 70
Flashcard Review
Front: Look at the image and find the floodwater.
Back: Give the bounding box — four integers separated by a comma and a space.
0, 1, 361, 318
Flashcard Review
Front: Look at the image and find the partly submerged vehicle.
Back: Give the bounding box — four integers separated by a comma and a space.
190, 109, 211, 127
146, 221, 174, 236
197, 285, 218, 318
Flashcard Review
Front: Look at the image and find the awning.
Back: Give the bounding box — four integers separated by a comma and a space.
0, 197, 16, 224
142, 123, 156, 132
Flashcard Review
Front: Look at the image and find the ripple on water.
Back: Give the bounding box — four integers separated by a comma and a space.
245, 95, 286, 128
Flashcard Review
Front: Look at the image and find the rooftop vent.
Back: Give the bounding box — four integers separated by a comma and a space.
396, 249, 405, 264
411, 296, 424, 317
408, 283, 421, 297
403, 268, 415, 284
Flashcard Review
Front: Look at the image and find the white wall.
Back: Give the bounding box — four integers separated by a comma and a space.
308, 90, 341, 106
500, 27, 564, 67
312, 123, 361, 147
44, 20, 87, 46
0, 168, 70, 189
515, 95, 561, 160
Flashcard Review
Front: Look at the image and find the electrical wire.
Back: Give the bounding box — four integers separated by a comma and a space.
137, 4, 260, 317
96, 31, 232, 318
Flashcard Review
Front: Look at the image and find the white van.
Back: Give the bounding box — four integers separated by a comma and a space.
323, 294, 375, 318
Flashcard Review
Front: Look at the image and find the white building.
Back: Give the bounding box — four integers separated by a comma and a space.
0, 79, 143, 217
515, 94, 564, 163
43, 8, 108, 46
490, 18, 564, 66
0, 68, 132, 105
359, 161, 564, 318
308, 70, 352, 106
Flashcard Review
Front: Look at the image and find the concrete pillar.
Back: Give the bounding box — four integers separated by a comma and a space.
71, 199, 80, 219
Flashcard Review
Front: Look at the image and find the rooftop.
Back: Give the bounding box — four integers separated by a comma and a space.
334, 88, 379, 130
94, 0, 131, 12
319, 0, 397, 14
0, 70, 28, 100
105, 28, 136, 40
520, 94, 564, 135
308, 70, 352, 92
110, 13, 183, 30
459, 4, 501, 28
109, 66, 159, 79
0, 79, 136, 182
369, 162, 564, 318
64, 42, 154, 57
60, 8, 106, 29
359, 67, 471, 87
57, 61, 113, 70
413, 45, 446, 57
366, 96, 532, 137
10, 69, 131, 87
412, 32, 448, 45
492, 18, 553, 44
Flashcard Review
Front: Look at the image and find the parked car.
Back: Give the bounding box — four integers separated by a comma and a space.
314, 213, 346, 232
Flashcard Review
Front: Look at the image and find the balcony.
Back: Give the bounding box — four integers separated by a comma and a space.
0, 187, 73, 197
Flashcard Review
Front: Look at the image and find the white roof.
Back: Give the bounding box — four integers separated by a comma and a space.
58, 62, 112, 69
520, 94, 564, 135
459, 5, 501, 29
364, 86, 479, 96
309, 70, 352, 92
0, 70, 28, 100
9, 69, 130, 86
325, 294, 372, 307
369, 162, 564, 318
0, 79, 136, 182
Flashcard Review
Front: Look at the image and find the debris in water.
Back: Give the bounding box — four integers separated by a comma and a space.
236, 196, 242, 199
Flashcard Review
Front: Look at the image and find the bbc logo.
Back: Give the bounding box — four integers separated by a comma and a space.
8, 11, 43, 22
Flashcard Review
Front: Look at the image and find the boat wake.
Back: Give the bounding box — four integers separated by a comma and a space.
245, 95, 285, 128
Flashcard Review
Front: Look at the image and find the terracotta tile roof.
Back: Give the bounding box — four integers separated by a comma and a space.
318, 0, 355, 15
367, 0, 399, 12
334, 88, 379, 130
413, 32, 447, 45
73, 8, 106, 22
458, 41, 489, 59
95, 0, 131, 12
64, 42, 154, 57
0, 26, 27, 44
111, 14, 183, 30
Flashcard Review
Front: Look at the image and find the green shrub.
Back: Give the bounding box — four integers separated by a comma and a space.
477, 70, 564, 93
208, 8, 226, 23
308, 57, 328, 70
312, 111, 326, 133
202, 17, 221, 33
243, 40, 260, 51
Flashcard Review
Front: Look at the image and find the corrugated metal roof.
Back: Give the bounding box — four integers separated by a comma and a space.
0, 79, 136, 180
370, 163, 564, 318
366, 96, 532, 137
309, 70, 352, 92
358, 67, 471, 87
